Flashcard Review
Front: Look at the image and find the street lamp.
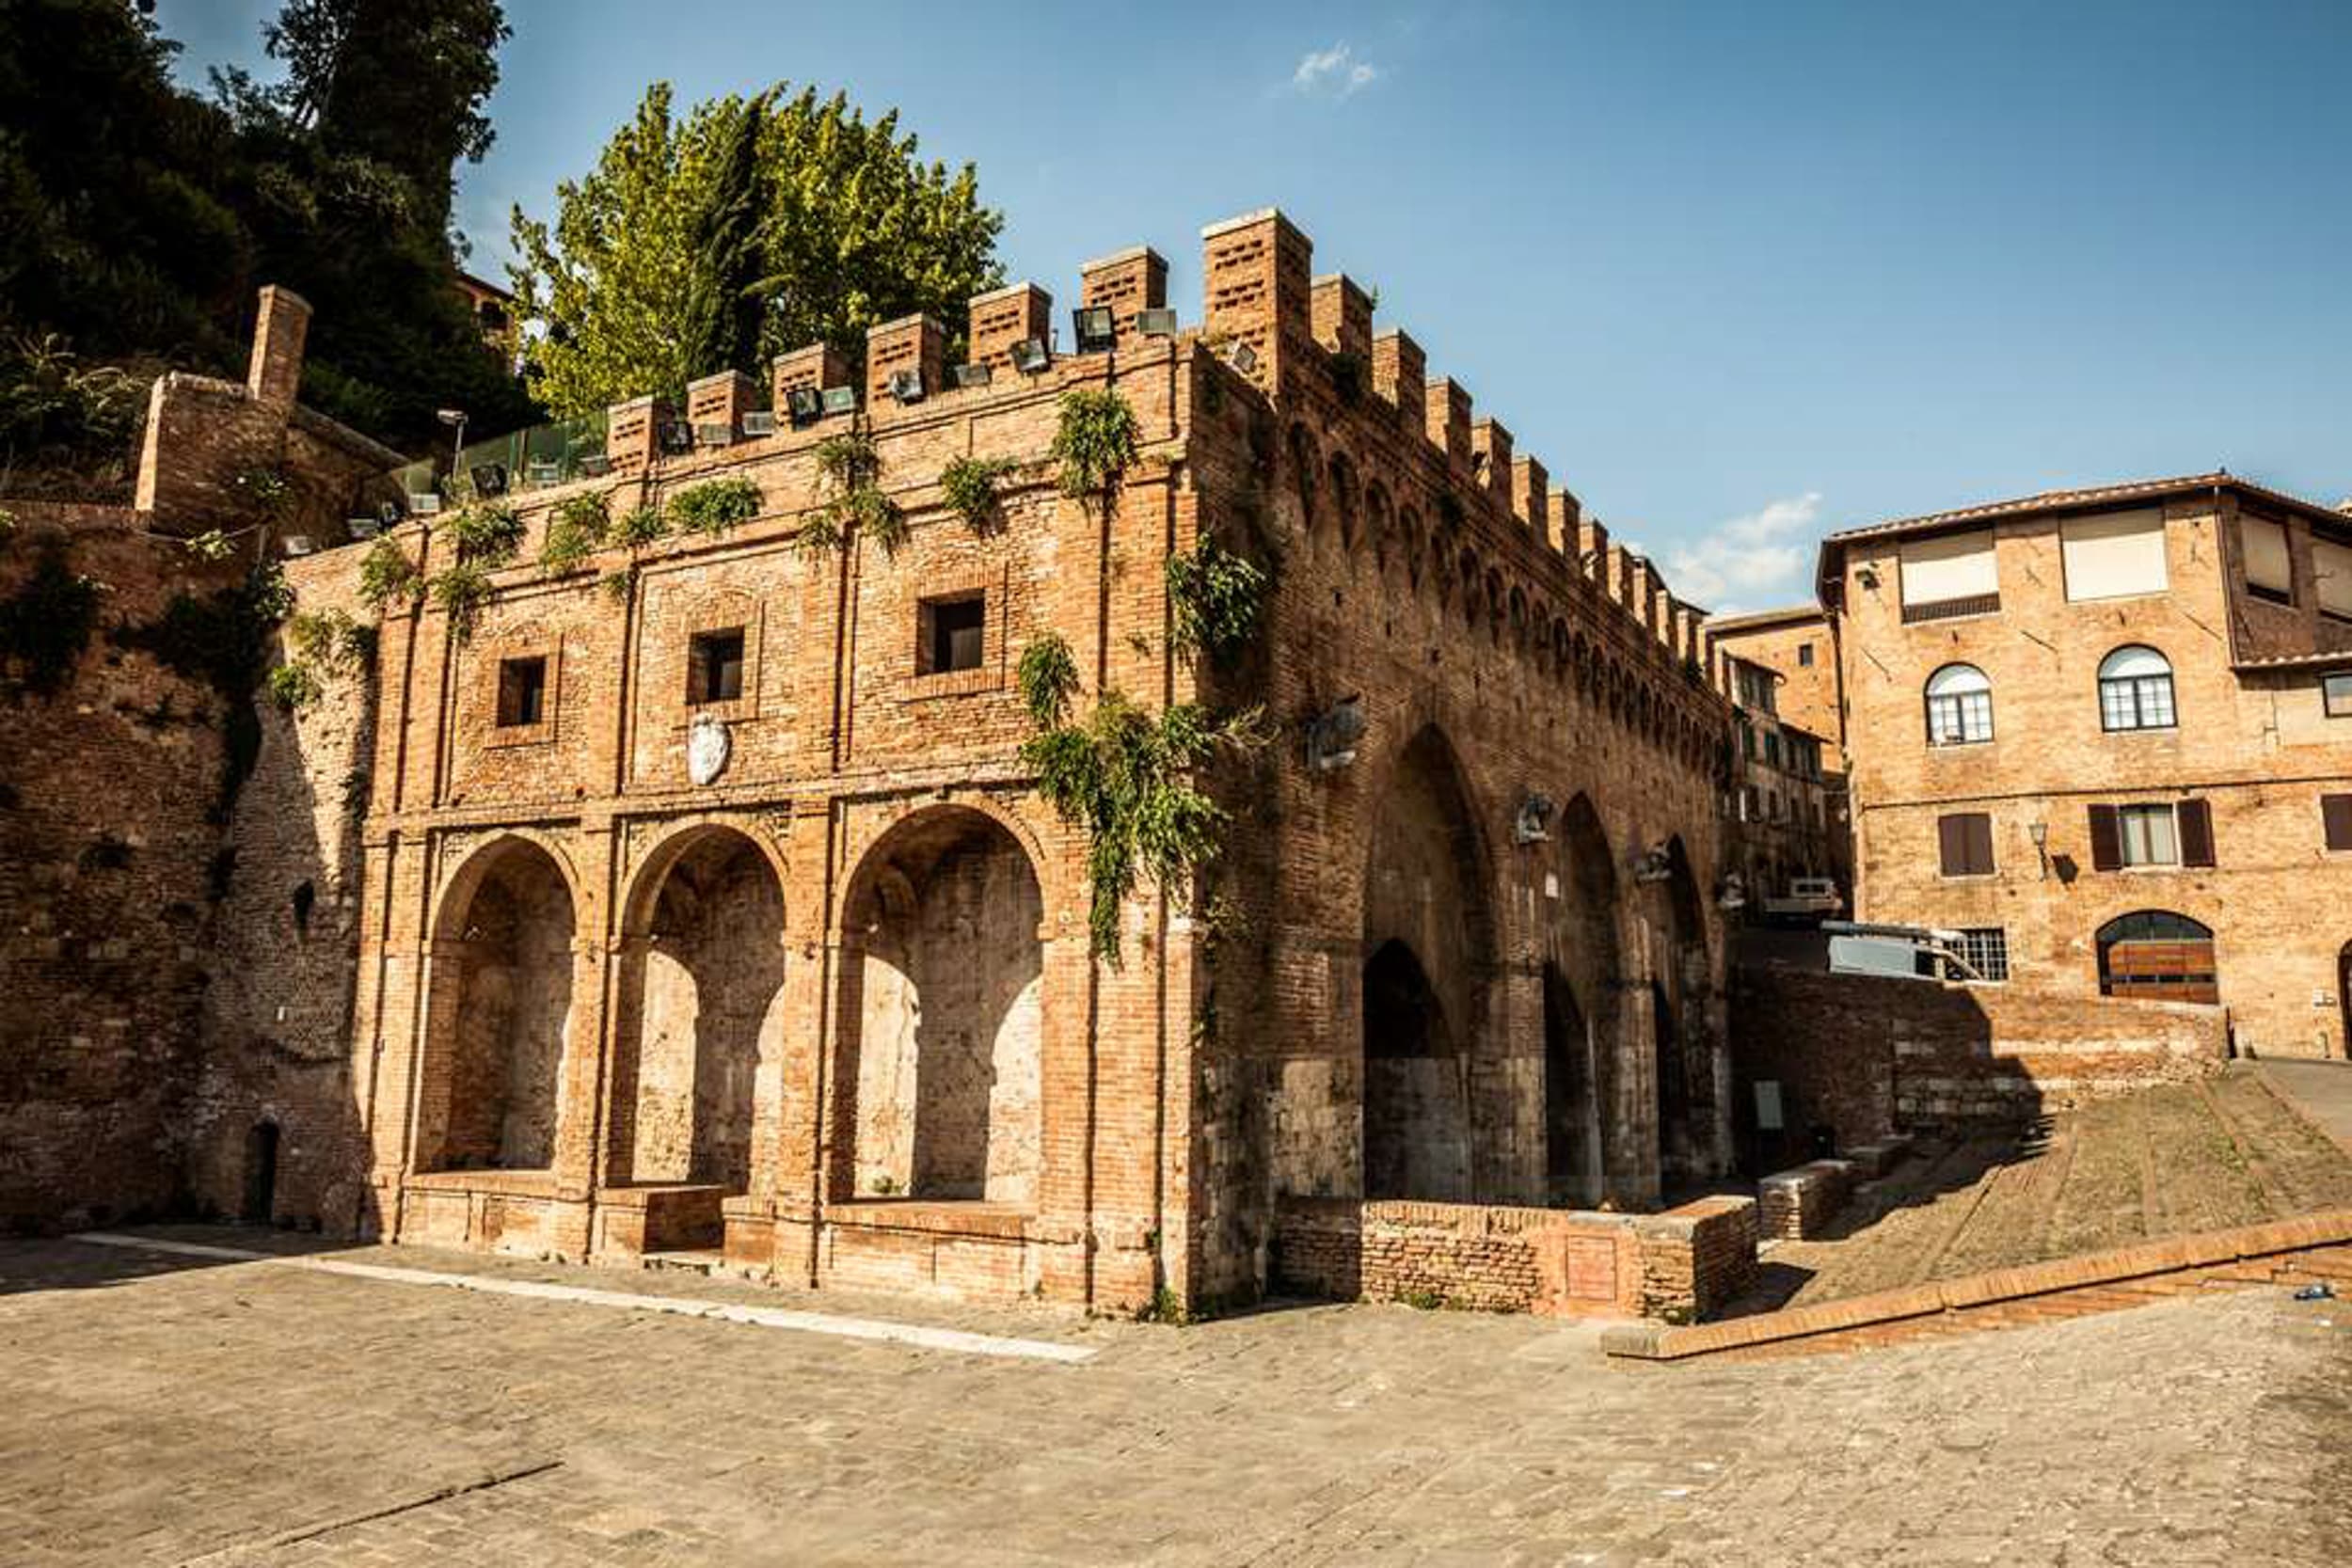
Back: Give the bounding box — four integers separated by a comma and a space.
437, 408, 468, 489
2028, 819, 2049, 879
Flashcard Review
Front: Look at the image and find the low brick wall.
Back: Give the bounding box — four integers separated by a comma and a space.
1733, 966, 2227, 1158
1756, 1160, 1856, 1241
1273, 1195, 1759, 1323
1606, 1209, 2352, 1363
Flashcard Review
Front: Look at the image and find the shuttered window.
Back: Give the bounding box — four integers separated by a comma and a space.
2089, 800, 2213, 870
2241, 515, 2294, 604
2062, 509, 2169, 601
2325, 794, 2352, 853
2317, 539, 2352, 621
1938, 812, 1994, 877
1900, 530, 2000, 621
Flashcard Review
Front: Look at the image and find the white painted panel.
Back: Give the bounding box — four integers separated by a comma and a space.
1899, 530, 1997, 605
2316, 538, 2352, 618
2242, 515, 2294, 594
2060, 509, 2169, 601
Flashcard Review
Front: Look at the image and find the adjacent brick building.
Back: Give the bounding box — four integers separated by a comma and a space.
1, 217, 1752, 1312
1818, 474, 2352, 1057
1708, 644, 1846, 905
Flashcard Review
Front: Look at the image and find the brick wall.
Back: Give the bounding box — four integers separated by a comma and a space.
1271, 1194, 1758, 1323
1731, 964, 2227, 1161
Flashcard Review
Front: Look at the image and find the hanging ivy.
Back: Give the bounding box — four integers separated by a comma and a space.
269, 607, 376, 710
1051, 388, 1140, 500
1166, 532, 1271, 669
538, 490, 612, 576
1014, 629, 1257, 963
357, 537, 423, 611
613, 503, 668, 548
940, 453, 1019, 534
108, 561, 291, 824
801, 427, 905, 555
425, 501, 523, 643
667, 475, 763, 536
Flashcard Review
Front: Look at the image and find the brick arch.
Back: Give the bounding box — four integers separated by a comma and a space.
432, 827, 584, 943
1327, 448, 1360, 554
829, 793, 1056, 940
619, 816, 791, 939
1286, 421, 1319, 533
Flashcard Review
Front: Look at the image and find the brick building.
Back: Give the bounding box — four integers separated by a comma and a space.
1818, 474, 2352, 1054
1708, 643, 1846, 906
3, 214, 1748, 1311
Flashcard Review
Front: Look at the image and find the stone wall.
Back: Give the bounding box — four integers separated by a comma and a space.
1271, 1193, 1758, 1323
0, 504, 240, 1229
1731, 964, 2227, 1162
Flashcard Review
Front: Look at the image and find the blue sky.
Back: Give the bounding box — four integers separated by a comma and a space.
161, 1, 2351, 612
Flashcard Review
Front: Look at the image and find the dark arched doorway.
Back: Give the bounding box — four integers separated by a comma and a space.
1542, 964, 1589, 1203
241, 1120, 279, 1224
1548, 793, 1620, 1206
1363, 939, 1467, 1199
1362, 725, 1494, 1202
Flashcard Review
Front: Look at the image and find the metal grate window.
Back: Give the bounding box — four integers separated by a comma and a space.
1955, 927, 2010, 981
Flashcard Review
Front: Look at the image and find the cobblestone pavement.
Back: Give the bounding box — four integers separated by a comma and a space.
4, 1227, 2349, 1566
1750, 1069, 2352, 1310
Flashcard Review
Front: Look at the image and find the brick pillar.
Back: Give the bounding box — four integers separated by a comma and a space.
1471, 419, 1514, 512
606, 395, 665, 479
968, 282, 1052, 374
1511, 457, 1549, 536
1310, 274, 1375, 362
1427, 378, 1472, 471
685, 370, 757, 440
1372, 329, 1426, 434
1201, 208, 1311, 394
1580, 518, 1611, 584
771, 343, 850, 412
246, 285, 311, 408
1079, 246, 1168, 347
1550, 488, 1583, 556
866, 314, 946, 407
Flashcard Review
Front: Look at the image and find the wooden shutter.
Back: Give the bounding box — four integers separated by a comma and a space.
2088, 804, 2122, 871
2324, 794, 2352, 852
1939, 813, 1993, 876
1963, 814, 1994, 875
2177, 799, 2215, 868
1939, 815, 1966, 876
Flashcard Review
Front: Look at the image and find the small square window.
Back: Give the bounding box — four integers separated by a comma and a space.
497, 657, 547, 727
920, 594, 986, 675
688, 627, 746, 705
1798, 642, 1815, 667
2325, 673, 2352, 719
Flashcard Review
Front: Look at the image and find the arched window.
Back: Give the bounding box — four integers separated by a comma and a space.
2096, 910, 2217, 1003
1924, 663, 1993, 746
2099, 645, 2176, 732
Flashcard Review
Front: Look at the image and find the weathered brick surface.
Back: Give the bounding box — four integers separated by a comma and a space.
1732, 964, 2226, 1158
1756, 1158, 1856, 1240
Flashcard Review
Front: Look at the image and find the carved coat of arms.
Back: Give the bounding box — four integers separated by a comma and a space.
687, 713, 731, 786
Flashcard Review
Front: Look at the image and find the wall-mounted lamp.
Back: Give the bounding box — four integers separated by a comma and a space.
2028, 819, 2050, 879
1856, 564, 1880, 591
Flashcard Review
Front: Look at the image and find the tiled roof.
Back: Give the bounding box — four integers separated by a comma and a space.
1823, 472, 2350, 547
2232, 647, 2352, 673
1703, 603, 1827, 633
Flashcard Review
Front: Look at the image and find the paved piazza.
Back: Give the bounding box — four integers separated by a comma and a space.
4, 1229, 2347, 1566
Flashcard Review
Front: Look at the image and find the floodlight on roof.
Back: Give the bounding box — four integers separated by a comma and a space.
526, 460, 562, 486
658, 421, 694, 454
888, 368, 927, 404
408, 492, 443, 516
1226, 340, 1259, 376
1136, 308, 1178, 338
950, 362, 993, 390
787, 385, 824, 425
1073, 306, 1117, 354
347, 517, 380, 540
819, 385, 858, 416
469, 463, 509, 498
578, 454, 612, 478
741, 410, 777, 436
693, 421, 734, 447
282, 535, 315, 557
1009, 337, 1050, 374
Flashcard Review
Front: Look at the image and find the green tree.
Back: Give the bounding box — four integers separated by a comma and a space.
510, 83, 1003, 419
677, 91, 771, 385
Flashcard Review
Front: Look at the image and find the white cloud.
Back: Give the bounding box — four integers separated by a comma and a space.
1293, 42, 1381, 98
1661, 492, 1824, 614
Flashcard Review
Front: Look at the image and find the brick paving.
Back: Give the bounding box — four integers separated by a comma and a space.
1749, 1069, 2352, 1310
4, 1227, 2350, 1564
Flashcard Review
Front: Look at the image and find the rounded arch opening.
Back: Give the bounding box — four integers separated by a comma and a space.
1362, 724, 1495, 1202
609, 825, 788, 1194
1546, 793, 1621, 1205
421, 836, 578, 1174
838, 807, 1045, 1206
2096, 909, 2217, 1003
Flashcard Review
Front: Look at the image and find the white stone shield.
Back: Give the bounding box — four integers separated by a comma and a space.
687, 713, 731, 786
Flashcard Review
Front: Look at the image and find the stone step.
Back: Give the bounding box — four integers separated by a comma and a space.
640, 1249, 723, 1276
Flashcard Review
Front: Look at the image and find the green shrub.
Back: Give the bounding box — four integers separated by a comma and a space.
447, 500, 525, 567
612, 503, 668, 548
1051, 388, 1139, 499
1167, 534, 1270, 668
667, 475, 763, 535
356, 538, 423, 610
430, 559, 493, 642
266, 660, 324, 710
808, 429, 904, 554
940, 453, 1018, 533
538, 490, 612, 575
